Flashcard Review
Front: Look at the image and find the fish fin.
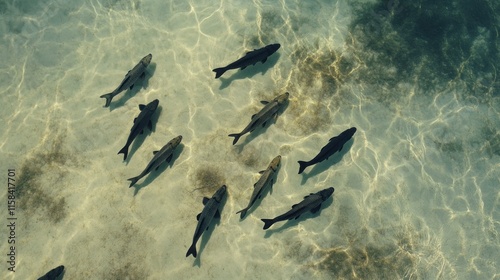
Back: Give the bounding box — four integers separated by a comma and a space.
155, 165, 160, 171
258, 194, 262, 199
311, 204, 322, 214
130, 84, 134, 90
260, 100, 269, 105
228, 133, 241, 145
297, 160, 309, 174
100, 92, 114, 107
202, 197, 209, 205
241, 66, 247, 70
125, 70, 131, 76
153, 151, 158, 155
140, 129, 144, 135
329, 136, 338, 142
261, 218, 275, 230
258, 170, 265, 174
127, 176, 140, 188
148, 120, 152, 131
339, 144, 344, 151
291, 203, 299, 208
166, 154, 173, 163
133, 117, 137, 123
236, 208, 248, 219
212, 67, 226, 79
196, 213, 201, 220
215, 209, 221, 219
118, 145, 129, 161
294, 215, 301, 220
139, 104, 146, 110
261, 57, 267, 63
262, 121, 267, 127
186, 244, 197, 258
140, 72, 145, 79
273, 113, 278, 121
251, 114, 256, 119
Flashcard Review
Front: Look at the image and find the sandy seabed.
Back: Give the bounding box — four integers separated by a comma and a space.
0, 0, 499, 279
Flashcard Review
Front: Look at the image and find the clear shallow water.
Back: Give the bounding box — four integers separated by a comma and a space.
0, 0, 499, 279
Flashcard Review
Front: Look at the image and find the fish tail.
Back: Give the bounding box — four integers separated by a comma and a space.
297, 160, 308, 174
100, 92, 114, 107
236, 208, 248, 219
228, 133, 241, 145
127, 176, 140, 188
212, 67, 226, 79
186, 243, 197, 258
261, 218, 275, 230
118, 145, 129, 161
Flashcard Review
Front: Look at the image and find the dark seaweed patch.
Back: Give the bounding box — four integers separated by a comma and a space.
348, 0, 499, 102
481, 122, 500, 157
433, 140, 464, 154
16, 134, 74, 223
285, 43, 359, 136
193, 166, 225, 196
316, 243, 415, 279
102, 222, 151, 279
312, 228, 419, 279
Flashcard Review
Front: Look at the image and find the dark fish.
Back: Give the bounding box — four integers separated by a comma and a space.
298, 127, 356, 174
237, 155, 281, 219
100, 54, 152, 107
228, 92, 289, 145
118, 99, 159, 161
186, 185, 227, 258
212, 43, 280, 78
37, 265, 64, 280
127, 135, 182, 187
261, 187, 334, 230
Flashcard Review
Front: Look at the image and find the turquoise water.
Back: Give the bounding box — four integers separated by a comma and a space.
1, 0, 499, 279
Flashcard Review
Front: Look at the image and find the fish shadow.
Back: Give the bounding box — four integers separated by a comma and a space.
132, 144, 184, 195
232, 120, 274, 149
232, 101, 289, 149
263, 196, 334, 238
192, 192, 228, 266
123, 106, 162, 164
239, 166, 280, 221
108, 63, 157, 110
217, 53, 281, 90
300, 138, 355, 185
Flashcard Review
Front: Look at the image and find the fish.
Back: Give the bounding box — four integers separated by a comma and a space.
127, 135, 182, 188
298, 127, 357, 174
228, 92, 289, 145
37, 265, 64, 280
212, 43, 280, 78
261, 187, 334, 230
186, 185, 227, 258
100, 54, 152, 107
236, 155, 281, 219
118, 99, 159, 161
